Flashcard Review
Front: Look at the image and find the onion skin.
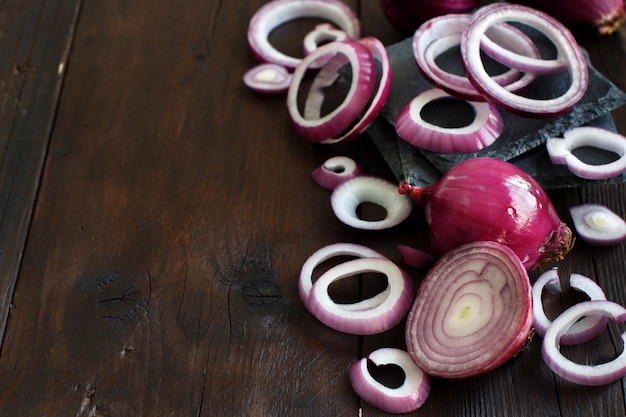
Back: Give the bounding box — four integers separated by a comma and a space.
399, 158, 573, 270
525, 0, 625, 36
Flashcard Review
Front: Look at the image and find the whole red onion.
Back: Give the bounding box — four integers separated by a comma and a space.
399, 157, 573, 270
378, 0, 480, 35
525, 0, 625, 35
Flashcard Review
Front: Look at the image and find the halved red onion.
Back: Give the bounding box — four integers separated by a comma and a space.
461, 4, 589, 117
397, 244, 435, 269
243, 63, 293, 94
299, 243, 384, 303
303, 23, 350, 57
287, 40, 376, 143
569, 204, 626, 246
311, 156, 364, 190
247, 0, 360, 70
546, 127, 626, 180
412, 14, 539, 101
331, 176, 413, 230
349, 348, 430, 414
405, 241, 533, 378
305, 257, 414, 335
532, 268, 608, 345
394, 88, 503, 154
542, 300, 626, 386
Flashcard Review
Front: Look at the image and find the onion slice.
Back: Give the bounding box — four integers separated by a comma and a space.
532, 268, 608, 345
542, 300, 626, 386
394, 88, 503, 154
546, 127, 626, 180
303, 23, 350, 57
349, 348, 430, 414
305, 257, 414, 335
405, 241, 533, 378
397, 244, 435, 269
569, 204, 626, 246
247, 0, 360, 69
243, 63, 292, 94
311, 156, 365, 190
331, 176, 413, 230
461, 4, 588, 117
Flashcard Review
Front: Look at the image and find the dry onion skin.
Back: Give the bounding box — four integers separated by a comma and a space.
405, 241, 533, 378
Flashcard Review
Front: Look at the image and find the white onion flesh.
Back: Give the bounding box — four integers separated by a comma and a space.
542, 300, 626, 386
349, 348, 430, 414
330, 176, 413, 230
547, 127, 626, 180
304, 257, 414, 335
532, 268, 608, 345
311, 156, 365, 190
394, 88, 503, 154
569, 204, 626, 246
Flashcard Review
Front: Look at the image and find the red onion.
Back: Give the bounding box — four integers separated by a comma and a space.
304, 257, 414, 335
349, 348, 430, 413
405, 241, 533, 378
461, 4, 589, 117
243, 63, 292, 94
397, 244, 435, 269
303, 23, 350, 57
394, 88, 503, 154
569, 204, 626, 246
525, 0, 625, 36
532, 268, 608, 345
546, 127, 626, 180
311, 156, 364, 190
378, 0, 480, 36
542, 300, 626, 386
332, 176, 413, 230
399, 157, 573, 270
247, 0, 360, 70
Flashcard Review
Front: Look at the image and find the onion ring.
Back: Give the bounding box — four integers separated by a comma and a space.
569, 204, 626, 246
303, 23, 350, 57
243, 63, 292, 94
311, 156, 364, 190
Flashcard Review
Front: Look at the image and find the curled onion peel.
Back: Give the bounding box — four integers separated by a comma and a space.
569, 204, 626, 246
399, 157, 573, 270
299, 243, 383, 303
547, 127, 626, 180
288, 40, 376, 143
532, 268, 608, 345
243, 63, 292, 94
394, 88, 503, 154
405, 241, 533, 378
311, 156, 364, 190
542, 300, 626, 386
349, 348, 430, 414
461, 4, 589, 118
305, 257, 414, 335
247, 0, 360, 69
332, 176, 413, 230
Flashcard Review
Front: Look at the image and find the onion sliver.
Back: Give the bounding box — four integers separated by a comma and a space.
243, 63, 292, 94
305, 257, 414, 335
461, 4, 588, 117
542, 300, 626, 386
394, 88, 503, 154
532, 268, 608, 345
287, 40, 376, 143
546, 127, 626, 180
303, 23, 350, 57
247, 0, 360, 69
569, 204, 626, 246
299, 243, 384, 303
405, 241, 533, 378
331, 176, 413, 230
349, 348, 430, 414
311, 156, 364, 190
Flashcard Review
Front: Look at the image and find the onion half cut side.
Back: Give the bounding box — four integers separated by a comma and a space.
532, 268, 608, 345
350, 348, 430, 414
394, 88, 503, 154
247, 0, 360, 70
405, 241, 533, 378
546, 127, 626, 180
461, 3, 588, 117
569, 204, 626, 246
305, 257, 414, 335
331, 176, 413, 230
542, 300, 626, 386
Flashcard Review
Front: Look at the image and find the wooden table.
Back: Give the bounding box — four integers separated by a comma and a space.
1, 0, 625, 415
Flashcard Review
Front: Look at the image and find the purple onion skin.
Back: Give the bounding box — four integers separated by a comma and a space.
400, 158, 573, 270
379, 0, 480, 35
